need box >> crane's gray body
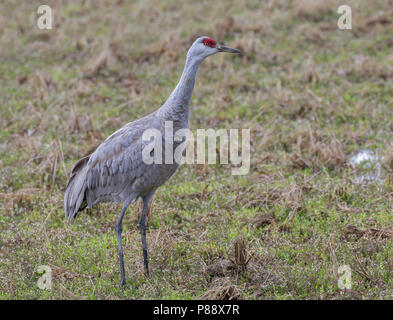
[63,36,240,286]
[65,111,179,219]
[64,47,200,221]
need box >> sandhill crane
[64,36,240,287]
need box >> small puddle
[348,149,381,184]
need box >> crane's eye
[202,38,216,48]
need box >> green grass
[1,0,393,299]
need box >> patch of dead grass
[200,277,243,300]
[288,126,347,171]
[343,225,393,241]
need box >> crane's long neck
[157,54,202,125]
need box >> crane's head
[187,36,240,61]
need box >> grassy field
[1,0,393,299]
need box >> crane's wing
[86,125,146,203]
[64,115,157,223]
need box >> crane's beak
[216,43,241,54]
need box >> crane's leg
[140,192,154,276]
[115,200,131,288]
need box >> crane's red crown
[202,38,216,48]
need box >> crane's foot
[120,278,126,288]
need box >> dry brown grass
[292,0,334,21]
[288,126,347,171]
[200,277,244,300]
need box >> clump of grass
[201,277,244,300]
[288,126,347,172]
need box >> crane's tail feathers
[64,156,90,224]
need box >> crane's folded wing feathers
[64,117,155,223]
